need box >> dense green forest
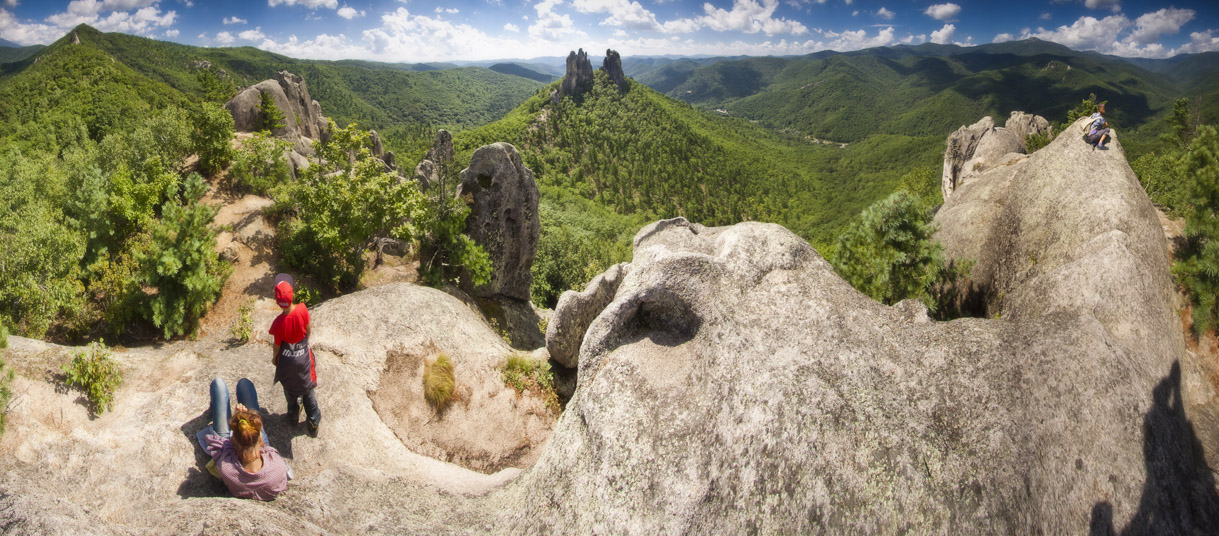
[449,71,942,305]
[57,25,544,137]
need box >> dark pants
[285,386,321,428]
[1085,128,1110,145]
[209,377,267,443]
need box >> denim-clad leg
[209,378,231,436]
[301,387,322,428]
[236,378,260,412]
[283,386,300,421]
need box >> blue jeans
[209,377,268,444]
[285,386,321,428]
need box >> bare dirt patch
[370,344,556,474]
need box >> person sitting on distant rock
[268,273,321,436]
[197,377,290,501]
[1085,103,1111,150]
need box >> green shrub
[422,353,455,411]
[1025,130,1054,153]
[501,353,559,412]
[230,299,254,343]
[897,164,942,208]
[1132,150,1187,212]
[193,101,234,176]
[832,191,969,315]
[197,68,237,104]
[257,92,285,133]
[294,284,321,307]
[0,325,12,436]
[229,131,290,195]
[137,173,230,338]
[1173,125,1219,335]
[62,339,122,415]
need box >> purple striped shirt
[204,435,289,501]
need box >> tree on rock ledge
[1174,125,1219,335]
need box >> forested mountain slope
[57,25,544,133]
[653,39,1190,147]
[451,71,942,305]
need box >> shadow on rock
[1092,361,1219,534]
[177,411,228,499]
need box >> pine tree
[1173,125,1219,335]
[137,173,230,338]
[257,91,286,133]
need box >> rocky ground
[1,112,1217,534]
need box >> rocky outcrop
[456,142,540,302]
[556,48,594,102]
[601,49,627,91]
[224,71,330,155]
[1005,110,1052,148]
[941,111,1050,201]
[413,130,455,191]
[517,119,1211,532]
[546,263,629,368]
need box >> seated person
[196,377,290,501]
[1085,103,1111,149]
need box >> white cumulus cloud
[238,27,265,40]
[223,16,247,25]
[1126,7,1193,46]
[433,7,458,14]
[164,28,178,37]
[876,7,894,21]
[923,3,960,21]
[993,32,1014,43]
[215,30,234,44]
[694,0,808,36]
[503,22,519,32]
[930,23,954,44]
[573,0,664,32]
[3,0,17,8]
[338,5,365,18]
[267,0,338,8]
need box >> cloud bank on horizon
[0,0,1216,62]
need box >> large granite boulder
[942,111,1049,201]
[601,48,627,91]
[224,71,330,155]
[456,142,540,302]
[546,263,629,368]
[557,48,594,102]
[1005,110,1052,149]
[508,117,1212,532]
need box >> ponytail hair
[229,409,263,452]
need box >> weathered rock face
[941,111,1049,201]
[224,71,330,155]
[413,129,455,191]
[546,263,629,368]
[1005,110,1052,148]
[557,48,594,101]
[601,48,627,91]
[456,142,540,302]
[515,118,1211,532]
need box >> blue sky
[1,0,1216,61]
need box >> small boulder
[224,71,330,155]
[1006,111,1052,150]
[456,142,540,302]
[547,263,630,368]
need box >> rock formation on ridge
[941,111,1051,201]
[224,71,330,156]
[456,142,540,303]
[555,48,594,103]
[601,49,627,91]
[413,129,455,192]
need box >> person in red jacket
[268,273,321,436]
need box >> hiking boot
[307,420,319,437]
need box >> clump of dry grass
[422,353,455,412]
